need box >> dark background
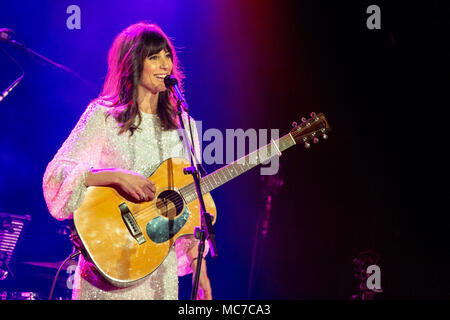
[0,0,449,299]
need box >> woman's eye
[148,53,171,61]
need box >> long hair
[99,22,184,135]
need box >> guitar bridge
[118,203,146,245]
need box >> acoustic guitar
[73,112,331,287]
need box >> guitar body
[73,157,217,287]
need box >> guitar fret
[220,168,227,181]
[224,168,231,180]
[218,170,225,184]
[279,135,294,152]
[186,185,194,203]
[216,170,223,185]
[226,167,234,180]
[202,177,210,193]
[211,174,219,189]
[258,145,267,163]
[208,177,214,192]
[222,169,229,182]
[222,168,229,182]
[223,167,229,180]
[231,165,239,178]
[228,166,234,179]
[208,176,214,191]
[224,167,232,180]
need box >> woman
[43,22,212,300]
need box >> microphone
[0,28,13,42]
[164,75,189,112]
[0,28,26,49]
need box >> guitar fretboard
[179,133,296,203]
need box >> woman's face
[139,49,173,94]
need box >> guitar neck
[180,133,296,203]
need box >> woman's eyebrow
[149,50,171,57]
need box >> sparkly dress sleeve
[43,102,106,221]
[175,114,210,277]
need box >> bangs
[142,31,172,58]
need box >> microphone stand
[173,98,218,300]
[0,28,92,101]
[0,35,24,103]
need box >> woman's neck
[137,88,159,114]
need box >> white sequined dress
[43,101,207,300]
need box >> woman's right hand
[114,169,156,202]
[85,168,156,202]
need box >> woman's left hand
[191,258,212,300]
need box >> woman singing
[43,22,212,300]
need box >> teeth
[155,75,167,79]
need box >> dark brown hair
[99,22,184,135]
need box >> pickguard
[146,205,190,243]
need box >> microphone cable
[48,250,81,300]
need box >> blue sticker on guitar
[146,206,190,243]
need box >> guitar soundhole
[155,190,184,219]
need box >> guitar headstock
[290,112,331,148]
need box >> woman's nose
[160,57,170,70]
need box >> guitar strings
[132,184,198,222]
[132,140,290,222]
[132,161,252,222]
[132,164,234,221]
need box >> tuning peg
[322,134,328,140]
[313,137,319,144]
[291,121,297,127]
[310,112,316,118]
[301,117,307,122]
[304,142,311,148]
